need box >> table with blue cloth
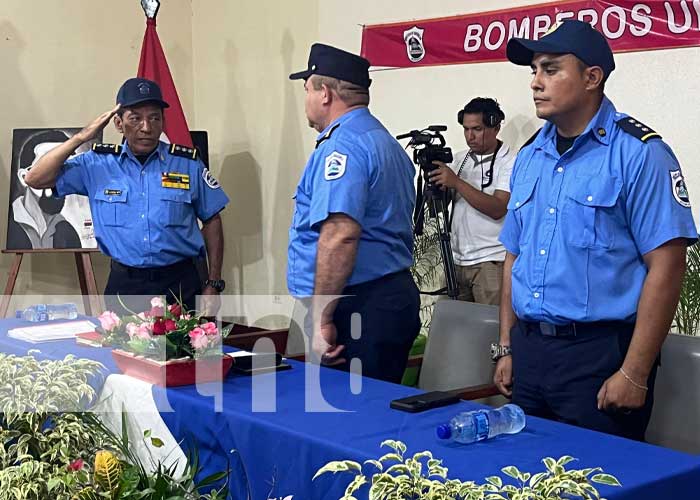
[0,317,698,500]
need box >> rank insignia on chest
[161,172,190,189]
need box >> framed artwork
[6,128,100,250]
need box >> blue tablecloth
[1,319,699,500]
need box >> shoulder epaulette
[616,116,662,142]
[519,128,542,151]
[169,143,199,160]
[92,143,122,154]
[315,123,341,149]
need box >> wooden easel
[0,249,103,318]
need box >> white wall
[319,0,700,223]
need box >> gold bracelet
[619,367,648,391]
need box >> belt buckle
[539,322,556,336]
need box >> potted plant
[97,297,234,387]
[314,440,620,500]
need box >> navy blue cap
[116,77,170,109]
[507,20,615,78]
[289,43,372,89]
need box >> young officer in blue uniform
[26,78,229,314]
[288,44,420,383]
[491,20,698,440]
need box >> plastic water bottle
[16,303,79,322]
[436,404,526,444]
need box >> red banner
[361,0,700,68]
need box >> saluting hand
[75,104,121,143]
[428,161,460,190]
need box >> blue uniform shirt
[500,97,697,324]
[287,107,415,297]
[55,141,229,267]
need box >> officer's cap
[116,77,170,109]
[289,43,372,89]
[506,20,615,78]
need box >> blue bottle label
[473,412,490,441]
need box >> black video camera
[397,125,453,196]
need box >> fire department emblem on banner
[403,26,425,63]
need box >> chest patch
[324,151,347,181]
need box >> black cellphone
[390,391,460,413]
[231,353,287,375]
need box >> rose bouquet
[97,297,231,361]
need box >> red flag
[137,17,192,147]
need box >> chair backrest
[419,300,498,391]
[646,333,700,453]
[285,299,308,356]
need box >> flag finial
[141,0,160,19]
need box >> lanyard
[456,141,502,191]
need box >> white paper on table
[8,320,97,343]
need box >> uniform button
[533,292,540,298]
[515,201,521,207]
[549,207,555,214]
[141,214,145,219]
[141,171,145,175]
[142,192,145,196]
[143,237,147,241]
[539,249,546,255]
[557,167,564,173]
[108,196,112,201]
[587,195,593,202]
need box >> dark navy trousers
[511,320,659,441]
[104,258,202,315]
[332,270,421,384]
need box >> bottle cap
[436,424,452,440]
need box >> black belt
[519,319,634,337]
[342,269,411,294]
[110,258,196,281]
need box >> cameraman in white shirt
[429,98,515,305]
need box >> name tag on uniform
[161,172,190,190]
[104,189,122,196]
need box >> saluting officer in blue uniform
[490,20,698,440]
[26,78,229,314]
[288,44,420,383]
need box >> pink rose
[201,322,218,336]
[126,322,138,339]
[98,311,121,332]
[164,319,177,332]
[136,323,152,340]
[151,297,165,309]
[137,312,148,321]
[189,327,209,350]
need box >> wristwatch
[204,279,226,293]
[490,343,512,363]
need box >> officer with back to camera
[287,43,421,383]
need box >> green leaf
[313,460,362,480]
[485,476,503,487]
[501,465,521,479]
[591,473,622,487]
[364,459,383,471]
[150,437,165,448]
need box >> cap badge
[137,83,151,95]
[543,21,563,38]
